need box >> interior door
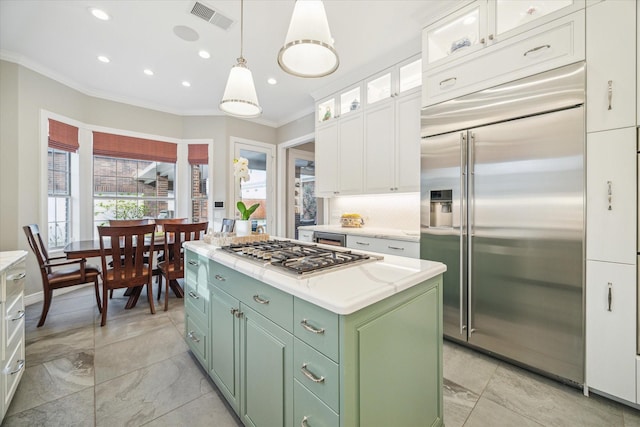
[420,130,467,341]
[468,107,585,383]
[233,141,275,234]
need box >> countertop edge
[0,250,28,274]
[298,225,420,242]
[184,241,445,315]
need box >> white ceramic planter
[235,220,251,237]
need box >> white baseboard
[24,283,93,306]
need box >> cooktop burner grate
[220,240,381,276]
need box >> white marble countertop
[184,240,445,315]
[0,251,28,274]
[297,224,420,243]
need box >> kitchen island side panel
[339,275,443,427]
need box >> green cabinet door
[241,305,293,427]
[210,286,241,412]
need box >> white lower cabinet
[345,235,419,258]
[0,252,27,423]
[586,260,637,403]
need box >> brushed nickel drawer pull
[356,241,370,246]
[11,310,25,321]
[9,360,25,375]
[12,273,26,281]
[607,80,613,110]
[188,291,200,300]
[188,260,198,266]
[439,77,457,87]
[187,331,200,343]
[524,44,550,56]
[253,295,270,305]
[388,246,405,251]
[301,363,325,383]
[214,274,226,282]
[300,319,325,335]
[607,282,612,312]
[301,416,310,427]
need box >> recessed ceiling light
[198,50,211,59]
[89,8,110,21]
[267,78,277,85]
[97,55,110,63]
[182,81,191,87]
[143,69,154,76]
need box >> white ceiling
[0,0,461,127]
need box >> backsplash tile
[328,193,420,231]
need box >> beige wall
[0,60,309,299]
[276,113,314,142]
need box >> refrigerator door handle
[468,132,476,336]
[460,132,467,335]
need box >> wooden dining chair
[97,223,157,326]
[154,218,189,232]
[157,221,208,311]
[108,219,151,226]
[23,224,102,327]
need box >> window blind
[188,144,209,165]
[48,119,79,153]
[93,132,177,163]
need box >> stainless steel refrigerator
[421,62,586,384]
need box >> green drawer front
[294,298,339,362]
[294,380,339,427]
[185,251,204,283]
[185,279,207,317]
[209,260,293,332]
[185,313,207,366]
[293,338,339,412]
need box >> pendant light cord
[239,0,244,60]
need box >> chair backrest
[23,224,49,273]
[109,219,150,226]
[221,218,235,232]
[154,218,189,232]
[97,224,157,288]
[162,222,208,276]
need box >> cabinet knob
[488,34,494,41]
[480,37,485,44]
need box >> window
[47,118,79,249]
[191,164,208,222]
[188,144,209,222]
[47,148,71,248]
[93,156,176,231]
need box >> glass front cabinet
[317,84,363,125]
[423,0,583,70]
[366,56,422,106]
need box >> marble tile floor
[4,285,640,427]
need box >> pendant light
[220,0,262,118]
[278,0,339,78]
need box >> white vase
[235,219,251,237]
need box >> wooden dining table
[63,235,184,309]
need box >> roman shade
[188,144,209,165]
[93,132,177,163]
[48,119,79,153]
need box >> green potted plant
[235,201,259,236]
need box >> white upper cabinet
[423,0,584,71]
[366,57,422,105]
[586,0,637,132]
[317,83,363,126]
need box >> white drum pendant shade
[220,59,262,118]
[278,0,339,78]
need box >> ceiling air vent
[190,2,234,31]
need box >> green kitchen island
[183,240,446,427]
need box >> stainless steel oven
[314,231,346,247]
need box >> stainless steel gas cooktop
[220,240,382,276]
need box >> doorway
[287,145,320,239]
[232,139,275,234]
